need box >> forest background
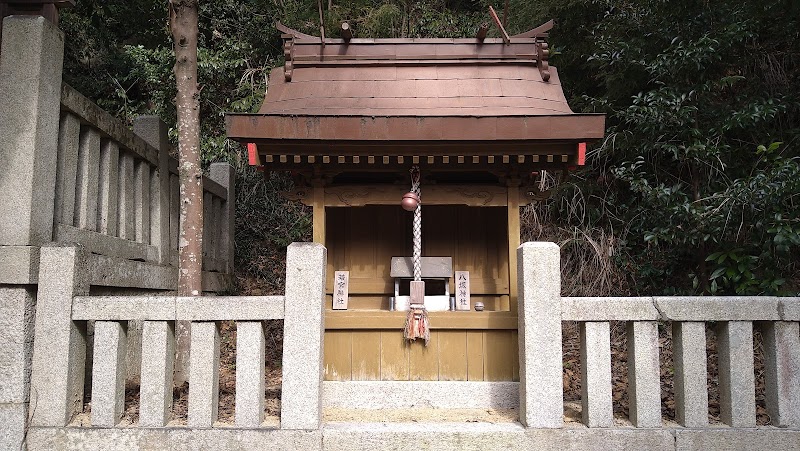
[59,0,800,297]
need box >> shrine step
[324,407,519,424]
[323,381,519,410]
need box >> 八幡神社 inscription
[455,271,470,311]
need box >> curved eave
[225,113,605,154]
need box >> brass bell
[401,192,419,211]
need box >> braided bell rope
[411,166,422,282]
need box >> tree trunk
[170,0,203,297]
[170,0,201,385]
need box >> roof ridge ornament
[276,21,316,40]
[283,37,294,81]
[488,6,510,45]
[512,19,555,39]
[536,40,551,82]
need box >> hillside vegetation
[60,0,800,296]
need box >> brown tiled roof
[226,30,604,156]
[262,64,574,117]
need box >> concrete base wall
[26,425,800,451]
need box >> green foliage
[511,0,800,295]
[61,0,280,163]
[235,166,311,294]
[58,0,800,295]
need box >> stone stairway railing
[0,16,234,289]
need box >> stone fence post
[29,244,89,427]
[0,15,64,246]
[518,242,563,428]
[209,162,235,274]
[133,116,171,265]
[281,242,326,430]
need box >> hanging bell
[401,192,420,211]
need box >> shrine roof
[225,24,605,157]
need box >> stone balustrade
[0,16,235,287]
[18,241,800,450]
[28,243,325,431]
[0,15,237,449]
[518,242,800,430]
[57,84,234,275]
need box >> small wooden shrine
[226,20,604,382]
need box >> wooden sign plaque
[455,271,470,311]
[333,270,349,310]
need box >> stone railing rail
[57,84,234,276]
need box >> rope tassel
[403,305,430,345]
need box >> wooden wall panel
[456,207,483,281]
[438,330,468,381]
[324,331,352,381]
[351,331,382,380]
[423,206,456,258]
[325,208,347,293]
[326,206,410,297]
[377,207,407,286]
[380,331,409,380]
[483,330,514,381]
[409,331,439,381]
[347,207,377,279]
[325,205,510,303]
[323,330,519,382]
[323,204,517,380]
[466,330,485,381]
